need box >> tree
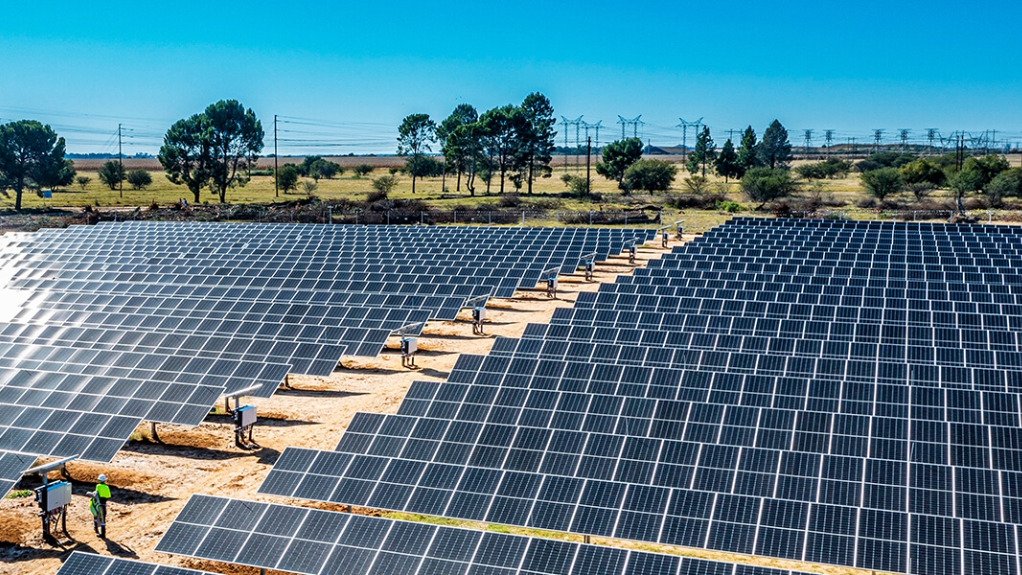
[860,167,904,200]
[203,100,264,203]
[457,121,486,196]
[518,92,557,194]
[714,139,741,182]
[353,163,375,178]
[622,159,677,193]
[948,167,985,214]
[899,158,946,187]
[158,114,209,203]
[0,120,72,210]
[595,138,643,189]
[437,104,478,192]
[299,156,342,180]
[741,167,798,207]
[687,126,716,176]
[962,155,1010,189]
[406,155,444,186]
[756,120,792,169]
[857,151,917,172]
[98,160,125,191]
[478,105,527,194]
[397,113,436,194]
[736,126,759,175]
[276,164,300,193]
[75,175,91,191]
[126,169,153,190]
[984,168,1022,207]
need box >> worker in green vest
[89,474,112,538]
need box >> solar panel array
[0,223,645,467]
[56,552,215,575]
[157,494,812,575]
[261,218,1022,575]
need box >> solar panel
[0,450,34,498]
[56,551,216,575]
[157,494,811,575]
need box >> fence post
[453,210,457,224]
[589,211,593,225]
[521,210,525,226]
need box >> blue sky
[2,0,1020,154]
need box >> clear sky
[2,0,1020,154]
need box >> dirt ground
[0,238,684,575]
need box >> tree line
[396,93,557,196]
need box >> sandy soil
[0,239,683,575]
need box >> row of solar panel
[150,495,812,575]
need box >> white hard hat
[98,474,107,483]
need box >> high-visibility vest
[96,483,111,500]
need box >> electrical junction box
[36,481,72,512]
[235,405,257,428]
[473,307,487,322]
[547,278,558,290]
[401,337,418,355]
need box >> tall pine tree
[757,119,793,169]
[686,126,716,176]
[714,138,741,182]
[736,126,759,174]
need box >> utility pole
[803,129,813,158]
[617,115,644,140]
[273,115,279,197]
[677,117,703,159]
[824,130,834,156]
[561,116,583,171]
[899,129,910,151]
[585,137,592,196]
[117,123,123,198]
[926,128,937,155]
[873,129,884,153]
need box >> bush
[561,175,590,197]
[796,158,852,179]
[984,168,1022,207]
[75,176,91,191]
[277,164,300,194]
[860,167,904,200]
[622,159,677,194]
[353,164,375,178]
[962,155,1010,189]
[126,169,153,190]
[855,151,917,172]
[741,167,799,206]
[371,174,399,199]
[716,200,744,213]
[302,180,318,198]
[683,176,711,195]
[97,161,125,190]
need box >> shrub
[561,174,590,197]
[371,174,399,199]
[796,158,852,179]
[97,161,125,190]
[716,200,744,213]
[302,180,318,198]
[984,168,1022,207]
[75,176,91,191]
[860,167,904,200]
[855,151,917,172]
[622,159,677,194]
[907,182,934,202]
[276,165,300,194]
[126,169,153,190]
[353,164,375,178]
[683,176,711,195]
[741,167,799,206]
